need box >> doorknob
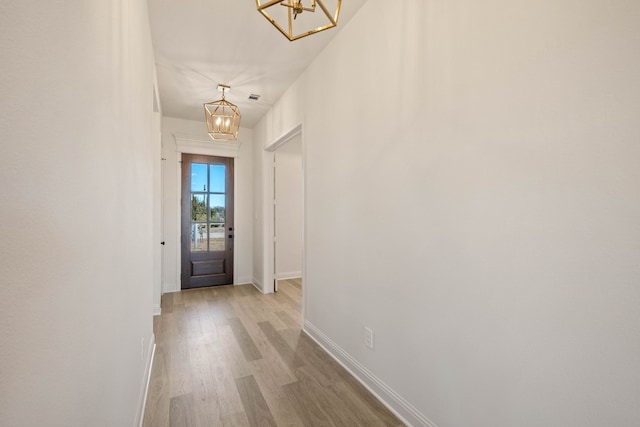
[160,241,165,246]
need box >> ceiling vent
[248,94,261,101]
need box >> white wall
[275,135,303,279]
[254,0,640,426]
[0,1,158,426]
[160,117,253,292]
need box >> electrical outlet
[365,327,374,349]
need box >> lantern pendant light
[204,84,241,141]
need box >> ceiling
[147,0,368,128]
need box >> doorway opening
[181,153,234,289]
[264,123,305,315]
[273,133,303,293]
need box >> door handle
[160,241,165,246]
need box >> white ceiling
[148,0,368,128]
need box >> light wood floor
[143,279,404,427]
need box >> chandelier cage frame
[256,0,342,41]
[203,86,241,141]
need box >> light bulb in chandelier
[285,0,313,19]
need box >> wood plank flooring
[143,279,404,427]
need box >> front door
[181,154,234,289]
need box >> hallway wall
[0,1,158,425]
[254,0,640,425]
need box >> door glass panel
[208,223,225,251]
[209,194,225,222]
[191,194,207,221]
[191,192,208,251]
[209,165,226,193]
[209,194,226,251]
[191,163,208,192]
[191,223,207,252]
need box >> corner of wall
[135,334,156,427]
[251,277,264,293]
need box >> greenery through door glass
[191,196,225,222]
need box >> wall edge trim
[136,334,156,427]
[174,132,242,158]
[265,123,302,152]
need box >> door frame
[264,123,306,317]
[174,133,242,290]
[181,153,234,289]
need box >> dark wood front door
[181,154,234,289]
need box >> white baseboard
[162,282,178,293]
[236,276,253,285]
[251,282,265,294]
[303,321,437,427]
[136,334,156,427]
[153,304,161,316]
[251,277,269,294]
[275,271,302,280]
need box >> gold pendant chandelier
[256,0,342,41]
[203,85,241,141]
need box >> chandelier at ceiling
[256,0,342,41]
[203,84,241,141]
